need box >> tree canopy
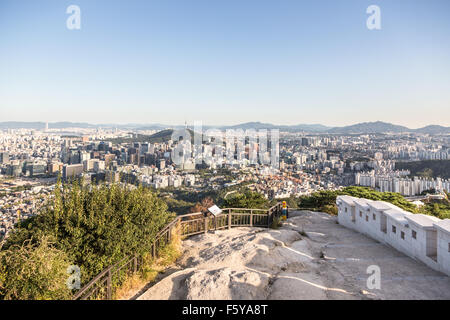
[1,180,173,299]
[297,186,450,219]
[222,190,269,209]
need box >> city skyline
[1,0,450,127]
[0,120,449,131]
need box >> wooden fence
[72,202,284,300]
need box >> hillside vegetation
[0,180,174,300]
[395,160,450,179]
[294,186,450,219]
[106,129,201,145]
[222,190,269,209]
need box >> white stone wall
[437,230,450,273]
[336,195,450,276]
[408,224,424,261]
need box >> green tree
[3,182,173,287]
[297,186,418,215]
[222,190,269,209]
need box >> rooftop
[368,200,397,211]
[383,208,411,225]
[354,198,372,208]
[433,219,450,234]
[337,195,356,205]
[405,214,441,229]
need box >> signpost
[208,205,222,232]
[207,205,222,216]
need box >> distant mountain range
[326,122,450,134]
[0,121,449,134]
[219,122,331,132]
[327,121,410,134]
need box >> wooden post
[204,216,208,234]
[228,209,232,230]
[106,268,112,300]
[152,242,156,258]
[250,209,253,227]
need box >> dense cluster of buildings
[0,182,53,239]
[280,133,449,197]
[356,171,450,196]
[1,126,449,241]
[388,147,450,161]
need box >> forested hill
[395,160,450,179]
[106,129,201,144]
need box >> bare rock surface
[137,211,450,300]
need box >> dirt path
[137,211,450,300]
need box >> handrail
[72,265,112,300]
[222,208,268,212]
[177,212,203,218]
[177,208,268,219]
[72,203,285,300]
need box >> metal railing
[72,202,285,300]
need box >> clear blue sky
[1,0,449,127]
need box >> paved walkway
[286,211,450,299]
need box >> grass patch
[270,216,283,229]
[114,224,182,300]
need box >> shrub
[270,216,282,229]
[298,186,418,214]
[223,190,269,209]
[322,204,338,216]
[114,223,182,300]
[0,236,72,300]
[3,180,174,290]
